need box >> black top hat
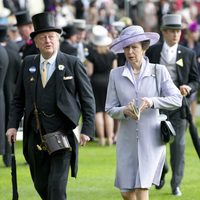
[0,25,8,42]
[62,25,77,39]
[30,12,62,39]
[15,11,32,26]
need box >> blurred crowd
[1,0,200,44]
[1,0,200,158]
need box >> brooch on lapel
[58,65,65,71]
[30,77,34,82]
[176,58,183,67]
[63,76,73,80]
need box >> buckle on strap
[36,143,47,151]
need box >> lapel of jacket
[29,55,40,103]
[55,52,71,98]
[155,44,163,63]
[176,45,184,85]
[122,66,133,82]
[148,43,162,63]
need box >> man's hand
[80,134,90,146]
[6,128,17,145]
[179,85,191,96]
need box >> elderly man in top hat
[146,14,199,196]
[15,10,39,58]
[6,12,95,200]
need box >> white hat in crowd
[91,25,112,46]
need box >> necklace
[133,70,140,75]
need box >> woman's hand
[139,97,153,113]
[123,101,140,120]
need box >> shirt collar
[40,51,58,65]
[127,57,146,77]
[163,42,178,52]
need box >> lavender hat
[110,25,160,53]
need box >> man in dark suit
[6,12,95,200]
[146,14,199,196]
[0,45,9,167]
[0,25,21,167]
[60,24,78,56]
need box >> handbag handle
[154,64,160,96]
[154,64,167,117]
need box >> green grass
[1,122,200,200]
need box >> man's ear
[33,37,39,48]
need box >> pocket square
[63,76,73,80]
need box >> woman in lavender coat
[105,25,182,200]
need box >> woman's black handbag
[160,120,176,144]
[154,64,176,144]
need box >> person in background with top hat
[7,25,24,50]
[15,10,39,59]
[105,25,182,200]
[0,25,20,52]
[146,14,199,196]
[0,25,21,167]
[6,12,95,200]
[14,10,39,144]
[60,24,78,56]
[73,19,91,64]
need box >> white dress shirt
[162,42,178,63]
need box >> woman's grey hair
[141,40,150,51]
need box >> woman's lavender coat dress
[105,57,182,189]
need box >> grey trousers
[170,114,187,189]
[163,109,187,189]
